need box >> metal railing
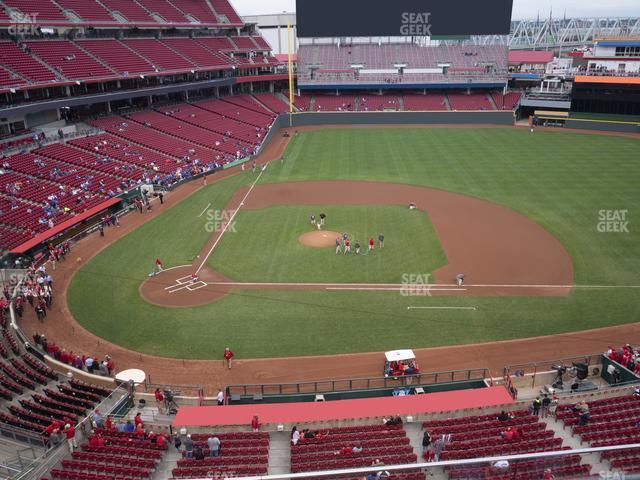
[226,368,489,398]
[504,353,601,382]
[139,382,204,399]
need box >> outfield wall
[565,118,640,133]
[273,110,515,128]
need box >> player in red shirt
[368,238,374,252]
[155,258,163,272]
[344,239,351,254]
[224,347,234,369]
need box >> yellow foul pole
[287,23,294,126]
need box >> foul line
[195,169,265,274]
[203,281,640,289]
[407,306,477,311]
[326,287,465,292]
[197,203,211,218]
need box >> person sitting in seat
[500,427,514,441]
[497,410,512,421]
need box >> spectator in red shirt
[134,412,143,428]
[155,388,165,413]
[105,416,112,430]
[223,347,234,369]
[251,415,261,432]
[64,424,77,451]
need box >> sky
[232,0,640,20]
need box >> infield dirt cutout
[299,230,341,248]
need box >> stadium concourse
[13,124,640,393]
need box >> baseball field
[67,126,640,360]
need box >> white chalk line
[325,287,465,292]
[197,203,211,218]
[201,281,640,289]
[407,306,477,311]
[195,169,265,274]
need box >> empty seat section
[25,40,114,80]
[75,39,154,75]
[99,0,154,22]
[135,0,188,23]
[160,38,231,69]
[253,93,290,113]
[209,0,242,23]
[0,67,26,89]
[447,93,494,110]
[402,94,448,111]
[232,36,257,50]
[313,95,355,111]
[358,95,401,111]
[122,39,194,71]
[3,0,66,21]
[252,36,271,50]
[55,0,114,22]
[0,41,58,83]
[177,0,220,23]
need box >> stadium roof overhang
[0,77,236,117]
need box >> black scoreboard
[296,0,514,38]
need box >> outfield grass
[208,205,447,283]
[68,127,640,359]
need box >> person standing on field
[223,347,234,369]
[309,214,316,225]
[344,238,351,254]
[378,233,385,249]
[319,213,326,226]
[335,237,342,254]
[369,237,375,252]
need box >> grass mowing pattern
[68,128,640,359]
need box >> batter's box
[186,281,207,291]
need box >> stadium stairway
[154,442,183,479]
[267,430,291,475]
[486,93,499,111]
[443,94,452,111]
[544,413,610,474]
[276,92,296,111]
[404,421,446,479]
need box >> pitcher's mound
[299,230,341,248]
